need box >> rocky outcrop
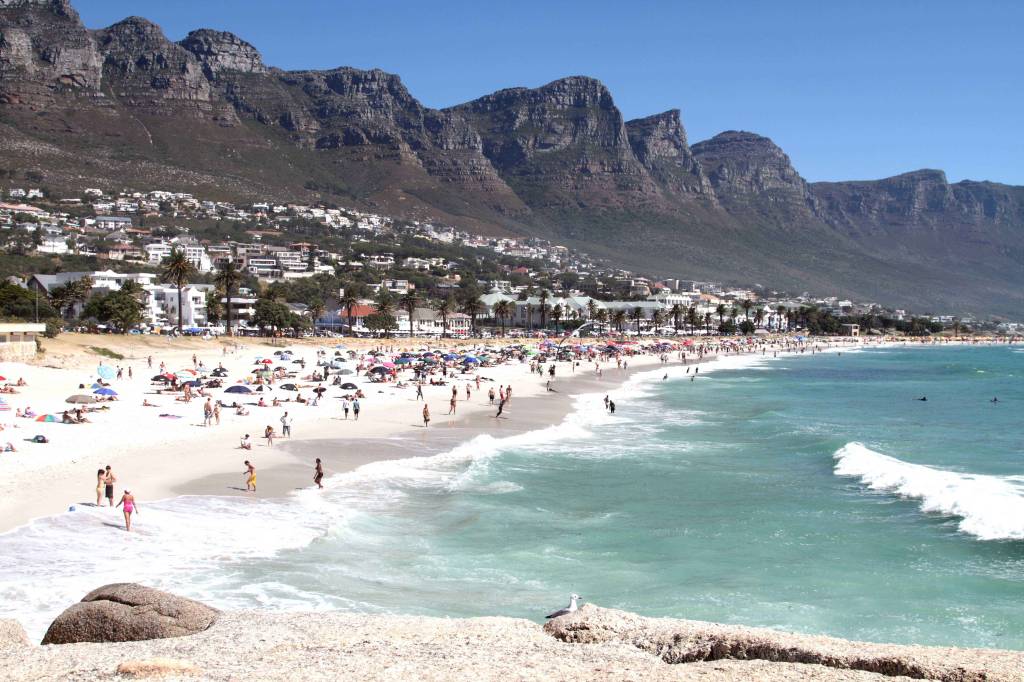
[0,618,29,648]
[178,29,266,78]
[626,110,714,198]
[3,606,1021,681]
[93,17,227,120]
[41,583,219,645]
[692,130,819,219]
[545,604,1021,681]
[0,0,102,103]
[449,77,660,208]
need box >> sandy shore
[0,333,681,533]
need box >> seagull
[546,593,581,619]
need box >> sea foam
[833,442,1024,541]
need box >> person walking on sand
[95,468,105,506]
[341,397,350,420]
[264,425,274,447]
[244,460,256,492]
[280,411,292,437]
[313,458,324,489]
[416,383,424,401]
[423,404,431,428]
[103,466,116,507]
[352,398,360,420]
[116,490,137,531]
[213,403,221,426]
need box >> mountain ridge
[0,0,1021,315]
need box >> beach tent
[224,385,253,394]
[93,388,118,396]
[65,395,97,404]
[35,414,59,422]
[96,366,116,380]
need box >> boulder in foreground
[41,583,218,645]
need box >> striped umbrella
[0,398,10,411]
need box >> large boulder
[41,583,218,645]
[0,619,29,647]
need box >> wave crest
[833,442,1024,541]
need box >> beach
[3,332,1018,652]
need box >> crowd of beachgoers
[0,331,1015,533]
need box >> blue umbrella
[97,366,116,380]
[224,385,253,394]
[395,357,413,364]
[93,387,118,396]
[442,353,459,360]
[462,357,480,364]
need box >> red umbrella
[262,359,274,364]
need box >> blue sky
[76,1,1023,184]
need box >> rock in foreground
[41,583,218,645]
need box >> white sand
[0,334,677,533]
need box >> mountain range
[1,0,1021,316]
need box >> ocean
[2,344,1022,648]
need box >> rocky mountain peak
[179,29,266,77]
[625,110,713,198]
[0,0,73,16]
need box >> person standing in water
[103,466,116,507]
[95,469,105,506]
[244,460,256,492]
[116,490,137,532]
[313,458,324,489]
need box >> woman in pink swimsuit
[117,490,138,532]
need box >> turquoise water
[3,345,1023,647]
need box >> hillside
[0,0,1021,315]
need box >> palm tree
[776,305,787,332]
[586,299,598,321]
[686,306,699,334]
[595,308,609,332]
[551,303,563,333]
[460,297,482,336]
[375,289,396,338]
[339,291,359,337]
[669,303,683,333]
[160,248,195,333]
[213,261,242,336]
[494,300,513,337]
[308,298,326,334]
[754,308,765,329]
[952,317,961,338]
[610,309,627,333]
[399,291,419,337]
[703,311,713,335]
[524,302,533,331]
[741,298,753,321]
[730,306,739,323]
[538,290,550,329]
[716,303,726,327]
[632,306,644,335]
[652,309,665,332]
[434,296,454,338]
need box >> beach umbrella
[0,375,6,381]
[0,398,10,411]
[261,359,274,364]
[313,387,327,395]
[181,380,201,388]
[93,388,118,396]
[395,357,413,365]
[340,382,358,390]
[369,366,389,374]
[96,366,116,380]
[280,383,298,391]
[35,414,59,422]
[442,353,459,360]
[255,385,273,392]
[381,362,396,369]
[462,357,480,364]
[224,385,252,394]
[337,368,355,375]
[150,374,171,382]
[65,395,97,404]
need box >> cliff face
[0,0,1021,315]
[449,77,661,209]
[0,0,101,103]
[625,110,713,199]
